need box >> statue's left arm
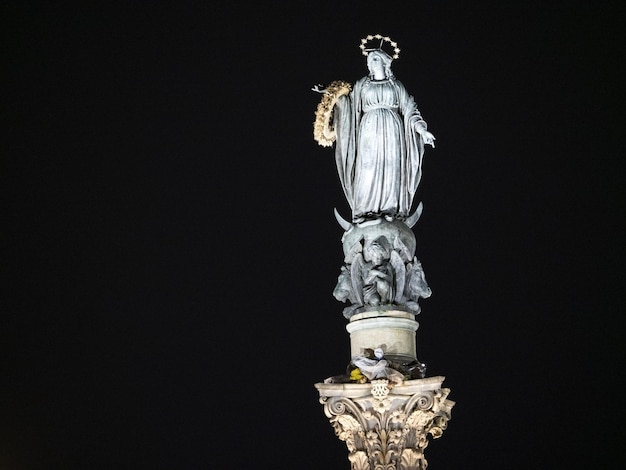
[397,80,436,148]
[396,80,434,211]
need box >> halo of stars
[359,34,401,59]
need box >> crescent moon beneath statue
[335,204,423,230]
[405,202,424,228]
[334,207,352,231]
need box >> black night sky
[3,2,625,468]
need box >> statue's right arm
[311,84,327,93]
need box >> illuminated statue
[314,35,434,317]
[313,34,435,223]
[313,39,453,469]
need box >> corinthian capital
[315,376,454,470]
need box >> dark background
[3,2,625,468]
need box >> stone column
[315,377,454,470]
[311,36,452,468]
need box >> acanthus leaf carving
[316,379,453,469]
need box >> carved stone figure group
[332,219,431,318]
[314,35,435,317]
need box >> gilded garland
[313,80,352,147]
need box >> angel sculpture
[333,229,432,318]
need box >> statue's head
[367,50,394,79]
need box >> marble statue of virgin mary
[314,39,435,224]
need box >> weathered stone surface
[332,218,432,318]
[346,310,419,363]
[315,377,454,470]
[313,36,452,469]
[314,34,435,319]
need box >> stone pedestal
[347,309,419,363]
[315,377,454,470]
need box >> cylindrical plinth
[346,309,418,362]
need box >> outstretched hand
[421,130,436,148]
[311,84,326,93]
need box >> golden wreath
[313,80,352,147]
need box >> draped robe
[334,77,426,221]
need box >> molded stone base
[346,309,418,362]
